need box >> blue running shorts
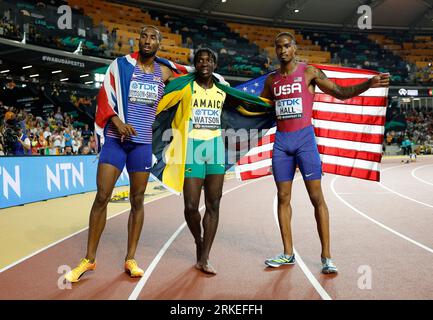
[272,125,322,182]
[99,137,152,173]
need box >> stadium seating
[369,34,433,83]
[150,12,268,76]
[301,29,411,83]
[227,22,331,65]
[0,0,429,82]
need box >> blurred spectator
[4,110,15,123]
[81,123,93,145]
[111,27,118,42]
[88,135,97,154]
[185,37,194,49]
[51,130,62,154]
[401,136,413,155]
[13,127,31,155]
[72,135,82,154]
[128,37,134,53]
[43,126,52,140]
[30,132,39,155]
[63,127,72,149]
[54,107,63,125]
[63,146,73,155]
[80,145,91,155]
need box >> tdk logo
[131,81,157,92]
[274,83,302,97]
[195,109,220,116]
[276,98,301,107]
[276,98,303,118]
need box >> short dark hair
[193,48,217,66]
[274,32,296,45]
[140,25,162,42]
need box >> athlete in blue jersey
[66,26,175,282]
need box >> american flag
[234,64,389,182]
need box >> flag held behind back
[234,64,388,182]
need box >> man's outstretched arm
[306,66,390,101]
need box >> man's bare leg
[86,163,122,263]
[276,180,294,256]
[196,174,224,275]
[125,171,150,261]
[304,179,331,259]
[183,178,205,264]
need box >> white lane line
[337,192,392,195]
[0,193,173,274]
[411,164,433,187]
[128,178,268,300]
[331,176,433,255]
[380,164,407,173]
[379,165,433,210]
[272,191,332,301]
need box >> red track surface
[1,157,432,300]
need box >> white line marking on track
[411,164,433,187]
[128,221,187,300]
[272,190,332,301]
[381,164,407,172]
[331,176,433,255]
[128,178,268,300]
[0,194,173,274]
[337,192,392,195]
[379,165,433,209]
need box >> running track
[0,156,432,300]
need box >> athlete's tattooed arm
[306,65,390,100]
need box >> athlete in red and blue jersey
[260,32,389,273]
[66,26,175,283]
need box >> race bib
[128,81,159,105]
[275,98,303,120]
[191,108,221,130]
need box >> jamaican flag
[151,73,275,194]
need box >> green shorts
[185,136,226,179]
